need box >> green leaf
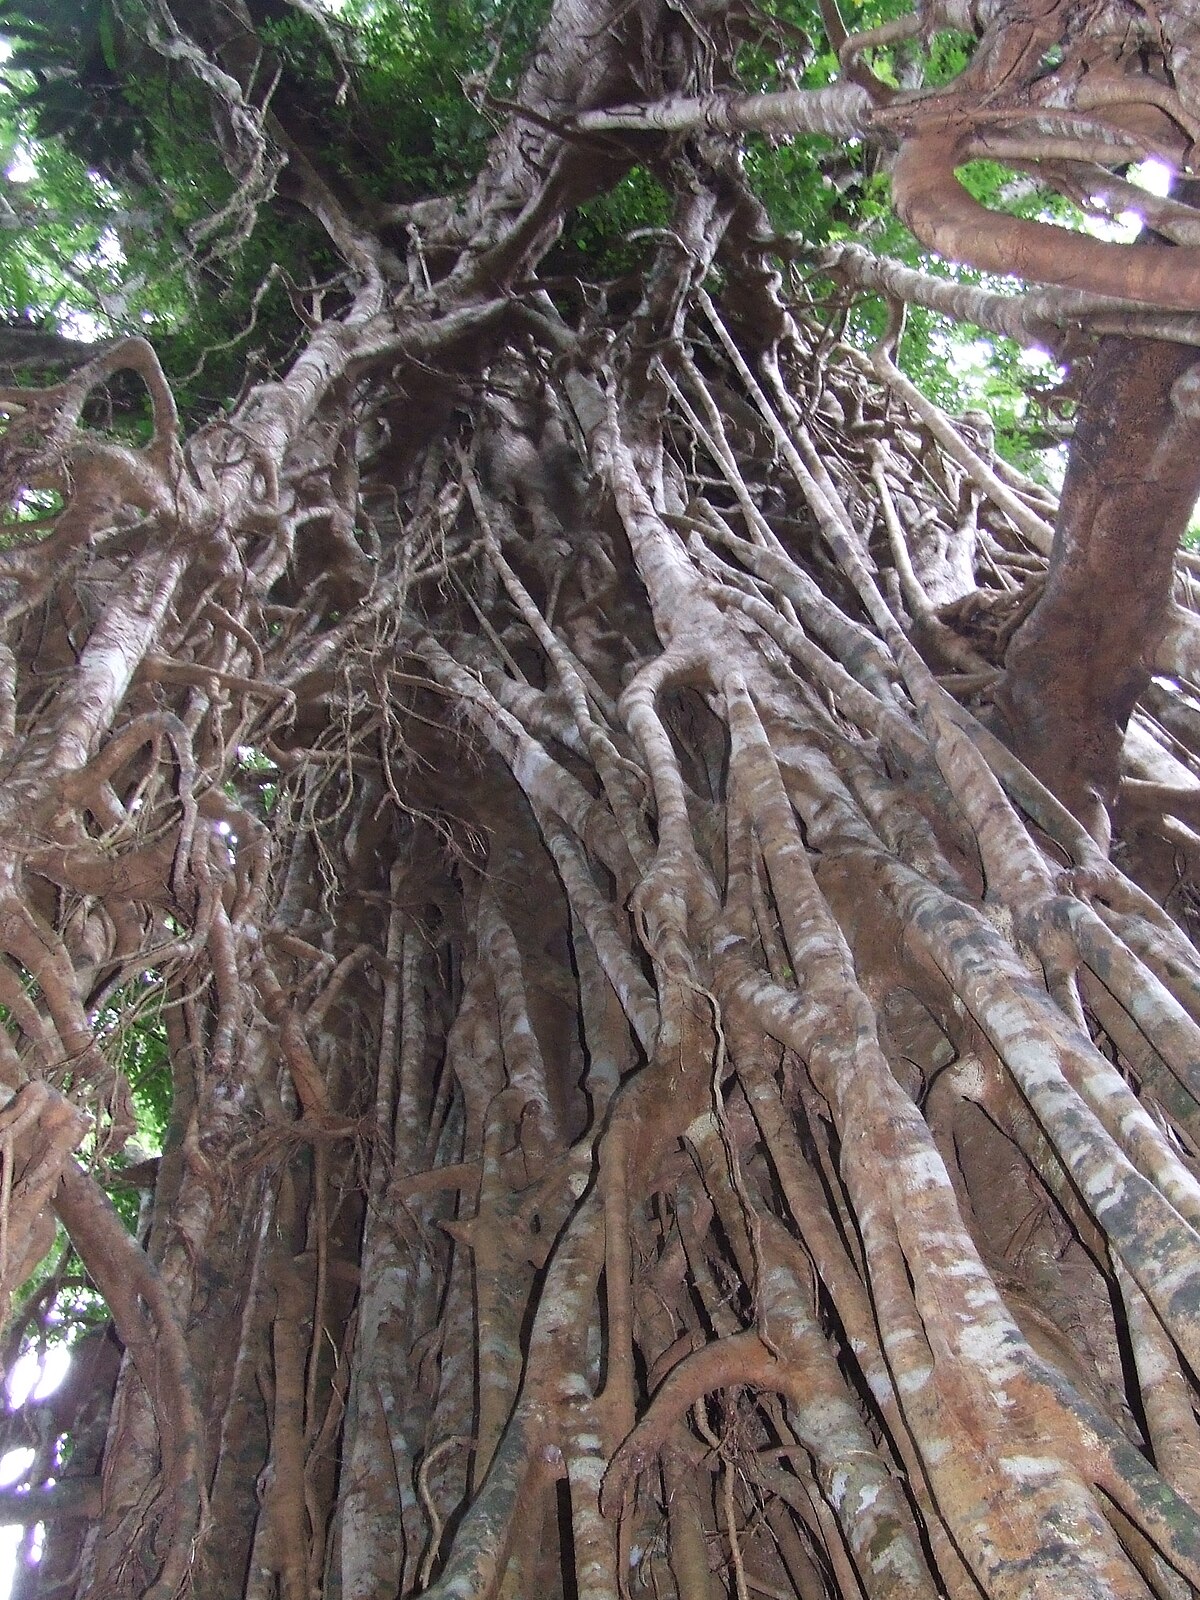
[97,1,119,72]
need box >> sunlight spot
[1041,444,1068,492]
[1085,158,1175,242]
[0,1347,72,1597]
[0,1526,22,1600]
[7,1344,67,1411]
[32,1347,69,1405]
[4,148,35,186]
[946,337,995,381]
[1017,346,1063,379]
[94,227,124,266]
[1129,158,1173,197]
[1084,205,1142,244]
[0,1452,32,1491]
[58,310,105,344]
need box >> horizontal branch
[818,240,1200,348]
[574,82,875,141]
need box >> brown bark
[993,335,1200,842]
[891,134,1200,313]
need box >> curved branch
[891,132,1200,312]
[601,1331,774,1517]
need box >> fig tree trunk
[3,2,1200,1599]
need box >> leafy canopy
[0,0,1084,468]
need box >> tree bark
[2,3,1200,1600]
[993,334,1200,842]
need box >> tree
[1,0,1200,1596]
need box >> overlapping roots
[7,233,1200,1600]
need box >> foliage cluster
[0,0,1085,468]
[0,0,547,422]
